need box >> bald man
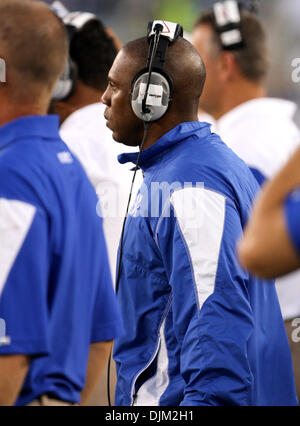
[102,35,298,406]
[0,0,123,406]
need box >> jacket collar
[0,115,60,149]
[118,121,211,171]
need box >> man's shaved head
[0,0,68,104]
[123,37,206,115]
[102,35,206,147]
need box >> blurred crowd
[44,0,300,126]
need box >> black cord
[142,26,162,115]
[107,121,150,406]
[115,121,150,294]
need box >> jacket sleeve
[155,187,255,406]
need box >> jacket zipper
[129,295,173,406]
[130,336,162,406]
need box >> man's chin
[114,134,141,147]
[115,137,140,147]
[106,123,142,147]
[105,123,122,144]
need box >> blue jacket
[114,121,298,406]
[0,115,123,405]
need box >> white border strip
[170,187,226,310]
[0,199,36,297]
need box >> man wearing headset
[102,21,297,406]
[0,0,123,406]
[192,2,300,399]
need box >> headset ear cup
[52,58,78,101]
[130,71,148,121]
[130,69,173,122]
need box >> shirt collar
[0,115,60,149]
[118,121,211,171]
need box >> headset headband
[51,1,69,19]
[63,11,98,30]
[133,20,182,120]
[146,20,183,68]
[213,0,244,50]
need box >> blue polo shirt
[0,115,123,406]
[285,188,300,256]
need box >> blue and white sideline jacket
[114,121,298,406]
[0,115,123,406]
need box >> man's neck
[65,81,102,113]
[0,103,48,128]
[207,80,266,121]
[54,81,103,125]
[141,113,198,151]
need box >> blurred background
[44,0,300,125]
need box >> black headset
[212,0,244,50]
[212,0,260,51]
[130,20,183,123]
[52,11,99,101]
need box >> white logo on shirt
[0,318,10,347]
[57,152,73,164]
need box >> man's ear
[218,51,237,83]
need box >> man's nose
[101,88,110,106]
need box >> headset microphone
[141,23,163,116]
